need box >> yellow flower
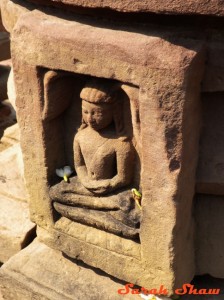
[56,166,73,182]
[131,188,142,210]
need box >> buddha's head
[79,79,124,134]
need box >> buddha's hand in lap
[80,178,111,195]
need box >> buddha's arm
[109,141,133,190]
[74,138,133,194]
[74,139,110,194]
[86,142,133,193]
[74,139,88,179]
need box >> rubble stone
[0,142,28,200]
[0,0,31,33]
[0,239,138,300]
[0,194,35,262]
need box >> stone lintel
[2,0,224,93]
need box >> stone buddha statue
[50,79,141,239]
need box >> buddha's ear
[42,70,75,121]
[78,117,87,131]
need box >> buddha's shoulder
[113,137,132,148]
[74,128,88,141]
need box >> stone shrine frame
[12,10,205,293]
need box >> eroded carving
[50,78,141,239]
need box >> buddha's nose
[87,114,94,123]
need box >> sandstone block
[0,239,138,300]
[2,0,224,95]
[11,9,205,293]
[0,194,35,262]
[0,123,19,148]
[0,86,32,288]
[25,0,224,16]
[0,142,28,201]
[0,0,32,33]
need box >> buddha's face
[82,100,113,131]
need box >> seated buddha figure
[50,79,141,239]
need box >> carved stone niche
[46,73,142,240]
[12,10,205,293]
[37,69,142,241]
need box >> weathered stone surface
[0,0,32,33]
[0,194,35,262]
[0,142,28,201]
[0,239,138,300]
[0,123,19,147]
[0,90,17,146]
[0,59,17,115]
[37,225,153,293]
[0,81,33,277]
[54,217,141,259]
[11,9,205,292]
[25,0,224,17]
[196,93,224,195]
[195,194,224,279]
[2,0,224,94]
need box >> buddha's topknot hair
[80,78,120,103]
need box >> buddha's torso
[74,127,118,180]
